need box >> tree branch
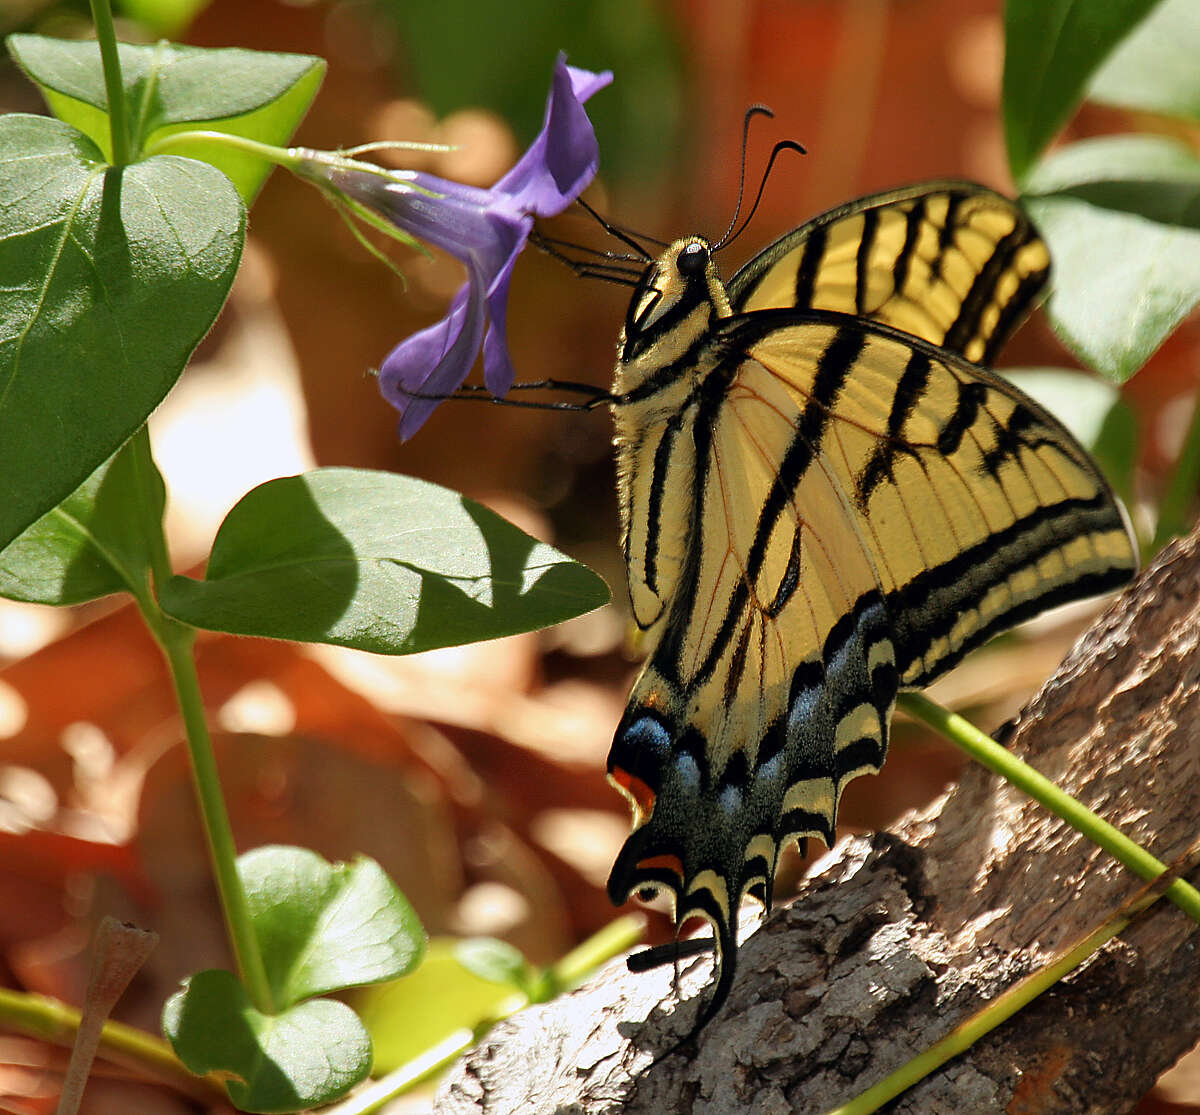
[437,525,1200,1114]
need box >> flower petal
[379,273,488,440]
[496,54,613,217]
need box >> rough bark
[436,526,1200,1114]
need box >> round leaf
[162,969,371,1113]
[0,115,243,551]
[157,467,611,653]
[238,845,426,1007]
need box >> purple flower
[311,55,611,439]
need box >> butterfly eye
[676,242,708,277]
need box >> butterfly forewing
[727,183,1051,366]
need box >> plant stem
[123,428,273,1012]
[0,987,225,1104]
[897,691,1200,923]
[87,0,129,166]
[1153,388,1200,553]
[157,621,275,1013]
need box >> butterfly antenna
[712,136,808,253]
[712,104,775,249]
[575,197,655,261]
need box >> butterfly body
[604,183,1138,1038]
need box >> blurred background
[1,1,1198,1111]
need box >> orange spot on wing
[611,766,657,818]
[636,853,684,878]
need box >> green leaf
[355,939,516,1075]
[0,432,165,605]
[1001,368,1138,506]
[158,468,611,653]
[162,969,371,1113]
[1003,0,1164,182]
[239,846,425,1008]
[1022,135,1200,380]
[6,36,324,203]
[1089,0,1200,121]
[0,115,242,552]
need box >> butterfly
[600,181,1138,1041]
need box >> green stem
[0,988,225,1104]
[1153,388,1200,553]
[157,621,275,1013]
[88,0,129,166]
[898,692,1200,923]
[122,429,273,1012]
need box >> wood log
[436,525,1200,1114]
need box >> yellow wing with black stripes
[605,184,1137,1041]
[726,181,1051,364]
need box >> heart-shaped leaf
[0,433,165,605]
[158,467,610,653]
[1022,135,1200,380]
[0,114,242,551]
[239,846,425,1008]
[7,36,324,203]
[162,969,371,1113]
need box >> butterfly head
[620,237,731,368]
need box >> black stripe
[890,495,1131,683]
[643,413,689,594]
[723,616,754,707]
[855,208,880,315]
[980,400,1037,476]
[777,807,835,847]
[684,581,749,690]
[981,265,1049,365]
[746,326,866,583]
[936,193,962,259]
[858,349,932,504]
[891,196,927,297]
[794,224,827,307]
[834,736,887,780]
[765,527,803,618]
[653,351,740,684]
[942,225,1026,355]
[936,380,988,455]
[717,750,750,793]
